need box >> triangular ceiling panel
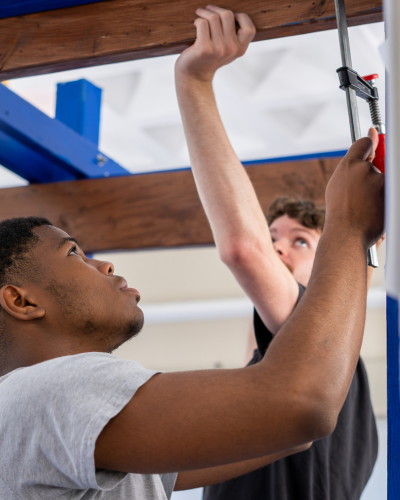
[95,73,141,116]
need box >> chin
[109,309,145,353]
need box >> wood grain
[0,158,339,253]
[0,0,382,80]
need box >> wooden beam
[0,158,338,253]
[0,0,382,80]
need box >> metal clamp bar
[334,0,379,268]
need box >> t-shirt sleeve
[253,282,306,356]
[1,352,159,496]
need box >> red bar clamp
[362,74,385,174]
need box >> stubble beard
[46,278,145,353]
[108,309,145,353]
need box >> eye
[295,238,308,248]
[69,245,79,256]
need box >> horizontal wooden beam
[0,157,339,253]
[0,0,382,80]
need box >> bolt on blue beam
[0,83,130,183]
[56,80,101,146]
[0,1,108,20]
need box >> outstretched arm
[95,135,384,475]
[175,6,298,333]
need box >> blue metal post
[56,79,103,259]
[387,296,400,499]
[56,79,102,146]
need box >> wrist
[175,70,216,108]
[323,219,368,251]
[319,224,368,268]
[175,63,215,87]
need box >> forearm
[176,74,271,257]
[176,74,298,330]
[261,229,368,429]
[174,443,311,490]
[95,234,370,474]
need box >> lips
[119,279,141,302]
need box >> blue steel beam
[56,79,101,146]
[0,1,107,20]
[0,83,129,183]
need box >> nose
[273,240,288,257]
[98,261,114,276]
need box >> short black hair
[0,216,52,288]
[0,217,52,354]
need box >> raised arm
[175,6,299,333]
[95,116,384,480]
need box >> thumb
[343,136,375,164]
[366,127,379,162]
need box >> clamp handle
[373,133,386,174]
[361,74,385,174]
[362,73,379,82]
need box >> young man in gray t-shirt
[0,6,384,500]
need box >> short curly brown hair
[267,197,325,231]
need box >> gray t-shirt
[0,352,178,499]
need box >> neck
[0,327,103,377]
[0,343,76,377]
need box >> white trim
[141,288,386,325]
[141,297,253,325]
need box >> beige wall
[97,240,387,417]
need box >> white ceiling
[2,21,385,188]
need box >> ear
[0,285,45,321]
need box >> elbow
[285,372,347,443]
[308,404,339,440]
[220,239,261,271]
[295,395,340,443]
[294,441,313,454]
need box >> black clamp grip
[336,67,379,103]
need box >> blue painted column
[387,296,400,499]
[56,79,103,260]
[56,79,102,146]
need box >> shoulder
[0,353,157,414]
[0,353,160,492]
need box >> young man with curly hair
[205,197,380,500]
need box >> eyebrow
[57,237,80,250]
[269,227,314,236]
[288,227,313,234]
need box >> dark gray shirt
[204,284,378,500]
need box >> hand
[175,5,256,82]
[325,131,385,249]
